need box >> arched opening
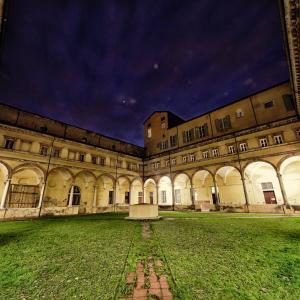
[68,186,81,205]
[73,171,96,207]
[116,176,130,205]
[96,175,115,206]
[0,162,9,203]
[131,179,143,205]
[244,161,283,205]
[173,173,192,206]
[158,176,172,206]
[280,156,300,205]
[44,168,73,207]
[192,170,216,207]
[144,178,157,204]
[215,166,246,206]
[9,166,44,208]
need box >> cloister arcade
[1,156,300,217]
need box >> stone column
[276,171,289,206]
[190,184,195,206]
[37,182,45,209]
[68,185,74,207]
[93,185,98,208]
[0,178,11,209]
[156,185,159,205]
[241,175,250,206]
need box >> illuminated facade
[0,0,300,218]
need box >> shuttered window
[215,115,231,132]
[282,94,295,111]
[195,123,209,139]
[183,129,194,143]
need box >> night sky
[0,0,289,146]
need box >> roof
[143,111,185,125]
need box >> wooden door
[263,191,277,204]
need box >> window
[161,140,168,150]
[138,192,143,203]
[117,160,122,168]
[274,135,284,145]
[161,190,167,203]
[239,143,248,152]
[161,117,166,129]
[53,148,60,158]
[132,164,137,171]
[195,123,208,139]
[296,129,300,139]
[147,124,152,138]
[236,109,244,118]
[40,126,48,133]
[170,135,178,147]
[100,157,105,166]
[109,191,114,204]
[259,138,268,148]
[228,145,236,154]
[183,129,194,143]
[282,94,295,111]
[203,151,209,159]
[182,156,188,164]
[4,138,14,149]
[40,146,48,156]
[190,154,195,162]
[154,162,160,170]
[171,158,176,166]
[261,182,274,190]
[68,186,81,205]
[215,115,231,132]
[149,192,154,204]
[92,155,97,164]
[165,160,170,167]
[174,189,181,204]
[212,148,220,157]
[79,153,85,162]
[125,191,130,204]
[264,101,274,109]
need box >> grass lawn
[1,212,300,299]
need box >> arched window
[68,186,81,205]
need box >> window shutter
[282,94,295,111]
[195,127,200,139]
[215,119,222,132]
[190,128,194,141]
[224,115,231,129]
[182,131,186,143]
[203,123,209,137]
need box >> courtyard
[1,212,299,299]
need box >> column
[156,185,159,205]
[241,175,249,206]
[37,182,45,209]
[213,177,220,206]
[0,179,11,209]
[276,171,289,206]
[68,185,74,207]
[171,181,175,210]
[93,185,98,208]
[190,184,195,206]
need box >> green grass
[0,213,136,299]
[1,212,300,299]
[154,212,300,299]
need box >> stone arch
[278,155,300,205]
[116,176,131,205]
[0,161,11,207]
[192,169,216,206]
[144,178,157,204]
[172,171,192,184]
[9,164,45,208]
[215,166,246,206]
[44,167,74,207]
[74,170,97,182]
[96,174,115,207]
[158,175,172,206]
[244,161,283,205]
[131,178,143,205]
[173,173,192,206]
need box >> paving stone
[150,281,160,289]
[161,288,173,297]
[155,260,163,268]
[149,288,162,298]
[133,288,147,297]
[127,272,136,284]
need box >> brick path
[119,257,173,300]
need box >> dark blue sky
[0,0,289,146]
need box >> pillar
[276,171,289,206]
[93,185,98,208]
[37,182,45,209]
[0,178,11,209]
[241,175,250,206]
[156,184,159,205]
[190,184,195,206]
[68,185,74,207]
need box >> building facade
[0,0,300,218]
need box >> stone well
[126,203,161,220]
